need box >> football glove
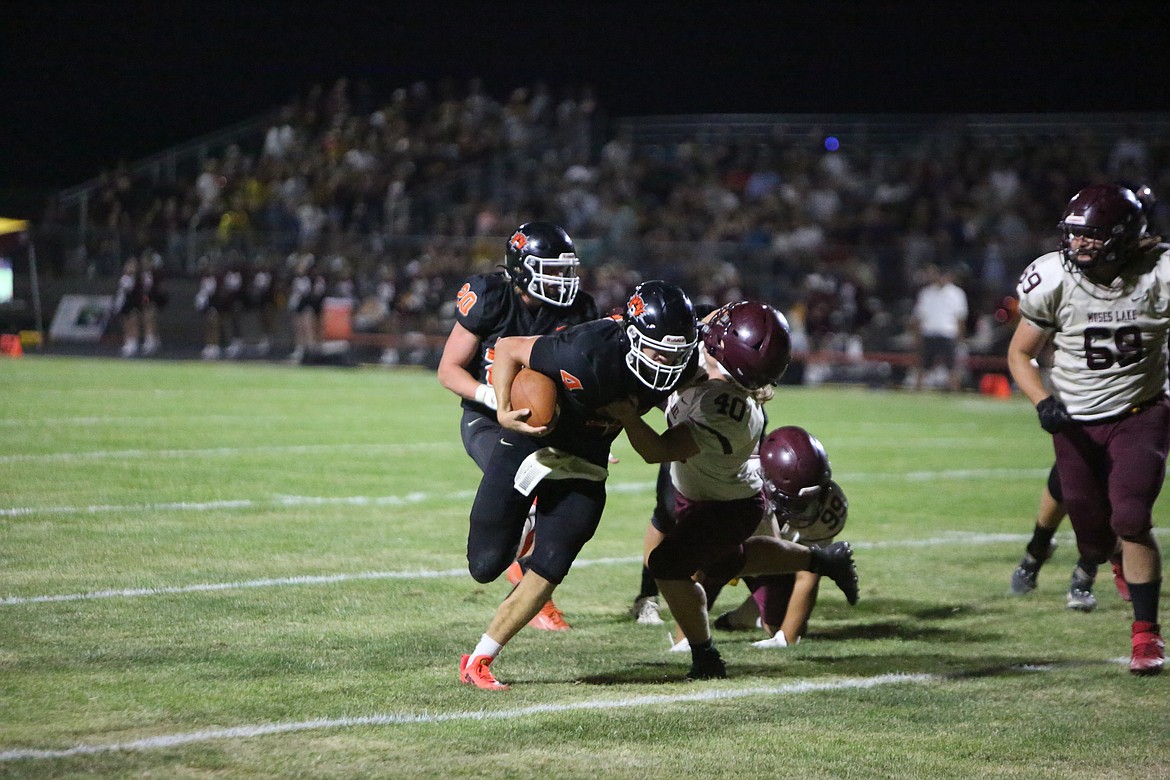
[1036,395,1072,434]
[474,383,498,410]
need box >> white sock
[471,634,503,662]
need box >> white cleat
[632,596,665,625]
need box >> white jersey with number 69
[1016,248,1170,420]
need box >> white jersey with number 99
[777,479,848,546]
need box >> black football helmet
[759,426,832,525]
[702,301,792,390]
[1059,184,1146,271]
[623,280,698,390]
[504,221,580,306]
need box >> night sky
[1,1,1168,216]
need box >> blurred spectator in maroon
[286,251,327,363]
[112,253,165,357]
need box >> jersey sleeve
[454,274,508,337]
[1015,252,1064,331]
[530,322,601,397]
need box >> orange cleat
[460,654,509,690]
[528,600,571,631]
[505,561,524,586]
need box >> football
[510,368,559,429]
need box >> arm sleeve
[455,276,507,337]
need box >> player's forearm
[436,362,483,401]
[1006,320,1051,406]
[1006,348,1048,405]
[621,416,673,463]
[780,571,819,642]
[491,336,534,413]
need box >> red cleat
[505,561,524,586]
[1130,622,1164,677]
[460,654,509,690]
[1110,555,1131,602]
[529,600,571,631]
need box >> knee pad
[525,557,568,587]
[1047,463,1063,504]
[467,549,511,584]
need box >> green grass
[1,356,1167,779]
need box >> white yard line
[0,555,642,605]
[0,441,453,465]
[0,468,1048,518]
[0,672,944,761]
[0,533,1064,607]
[0,414,289,427]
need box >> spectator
[112,255,164,357]
[285,251,326,363]
[909,264,968,391]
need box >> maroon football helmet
[702,301,792,390]
[1059,184,1146,271]
[759,426,831,515]
[1135,184,1160,234]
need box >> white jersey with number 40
[1016,248,1170,420]
[666,378,766,502]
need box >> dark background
[2,1,1168,217]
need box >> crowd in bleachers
[43,77,1170,377]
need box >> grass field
[2,356,1167,779]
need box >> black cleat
[1010,540,1056,595]
[812,541,860,605]
[1066,565,1098,612]
[686,646,728,680]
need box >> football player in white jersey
[708,426,850,649]
[1007,183,1167,676]
[604,301,858,679]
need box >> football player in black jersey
[458,280,699,689]
[438,222,599,631]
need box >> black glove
[1036,395,1072,434]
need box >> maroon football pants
[1053,397,1170,562]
